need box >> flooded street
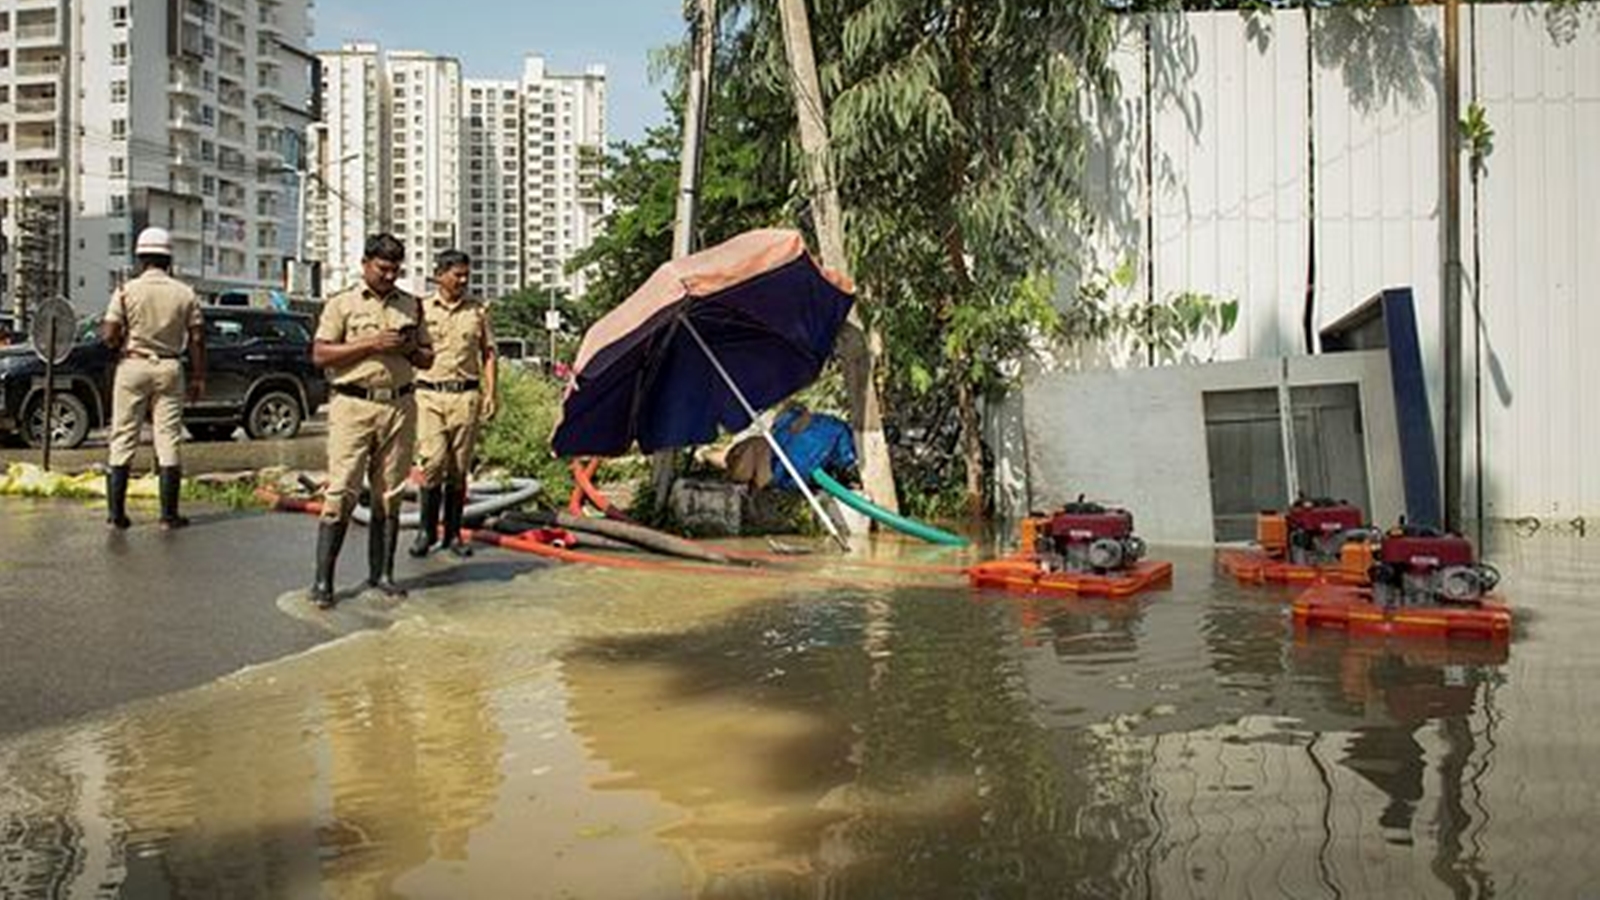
[1,523,1596,898]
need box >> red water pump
[1286,497,1369,565]
[1037,497,1147,574]
[1369,525,1500,608]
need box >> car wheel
[245,390,303,440]
[188,423,237,442]
[23,392,91,449]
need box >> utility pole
[650,0,719,506]
[1443,0,1463,533]
[777,0,900,514]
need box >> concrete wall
[1018,351,1402,546]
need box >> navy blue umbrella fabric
[551,250,854,458]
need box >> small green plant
[476,367,572,501]
[1461,101,1495,178]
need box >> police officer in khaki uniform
[308,234,433,608]
[409,250,498,558]
[101,227,206,530]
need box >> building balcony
[13,96,59,119]
[169,113,202,133]
[14,22,61,46]
[18,172,64,193]
[14,59,64,80]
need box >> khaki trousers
[107,357,185,467]
[416,389,481,486]
[322,393,417,522]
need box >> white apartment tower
[463,78,521,300]
[520,56,606,298]
[306,41,387,295]
[386,50,461,296]
[1,0,317,316]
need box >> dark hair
[136,253,173,272]
[434,249,471,274]
[363,233,405,263]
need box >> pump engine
[1369,525,1500,608]
[1283,497,1369,565]
[1036,497,1147,574]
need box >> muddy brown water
[1,531,1595,898]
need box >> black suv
[0,307,327,448]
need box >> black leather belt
[333,382,414,402]
[417,379,481,393]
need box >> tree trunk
[777,0,901,515]
[955,375,984,520]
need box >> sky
[310,0,687,143]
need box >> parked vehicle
[0,307,327,448]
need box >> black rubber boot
[106,466,132,529]
[158,466,189,529]
[368,512,407,598]
[409,485,442,558]
[310,519,348,609]
[442,480,474,558]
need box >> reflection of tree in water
[569,588,1157,898]
[0,747,90,899]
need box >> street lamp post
[283,149,359,297]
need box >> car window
[206,318,247,347]
[245,316,311,345]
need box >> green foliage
[476,367,572,500]
[569,16,799,321]
[1461,101,1495,178]
[1063,260,1240,365]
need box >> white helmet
[134,227,173,256]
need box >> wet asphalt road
[0,501,335,737]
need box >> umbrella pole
[682,319,851,551]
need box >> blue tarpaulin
[769,409,857,491]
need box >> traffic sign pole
[41,317,55,471]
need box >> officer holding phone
[307,233,433,608]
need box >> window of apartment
[110,233,128,255]
[202,175,216,196]
[110,80,128,104]
[200,105,214,125]
[201,140,214,161]
[0,162,7,179]
[112,43,129,65]
[111,5,130,26]
[110,156,126,176]
[110,194,127,216]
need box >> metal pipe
[682,318,850,551]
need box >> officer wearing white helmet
[101,226,206,529]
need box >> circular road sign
[29,297,78,366]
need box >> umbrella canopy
[552,229,854,457]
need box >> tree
[821,1,1118,516]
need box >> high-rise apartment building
[305,41,387,295]
[386,50,461,296]
[304,48,606,303]
[463,78,521,300]
[519,56,606,298]
[0,0,316,317]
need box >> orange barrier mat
[1292,583,1511,640]
[966,556,1173,599]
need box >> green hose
[811,469,968,546]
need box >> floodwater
[1,529,1597,898]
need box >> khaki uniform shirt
[315,282,431,388]
[417,293,492,383]
[104,270,201,358]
